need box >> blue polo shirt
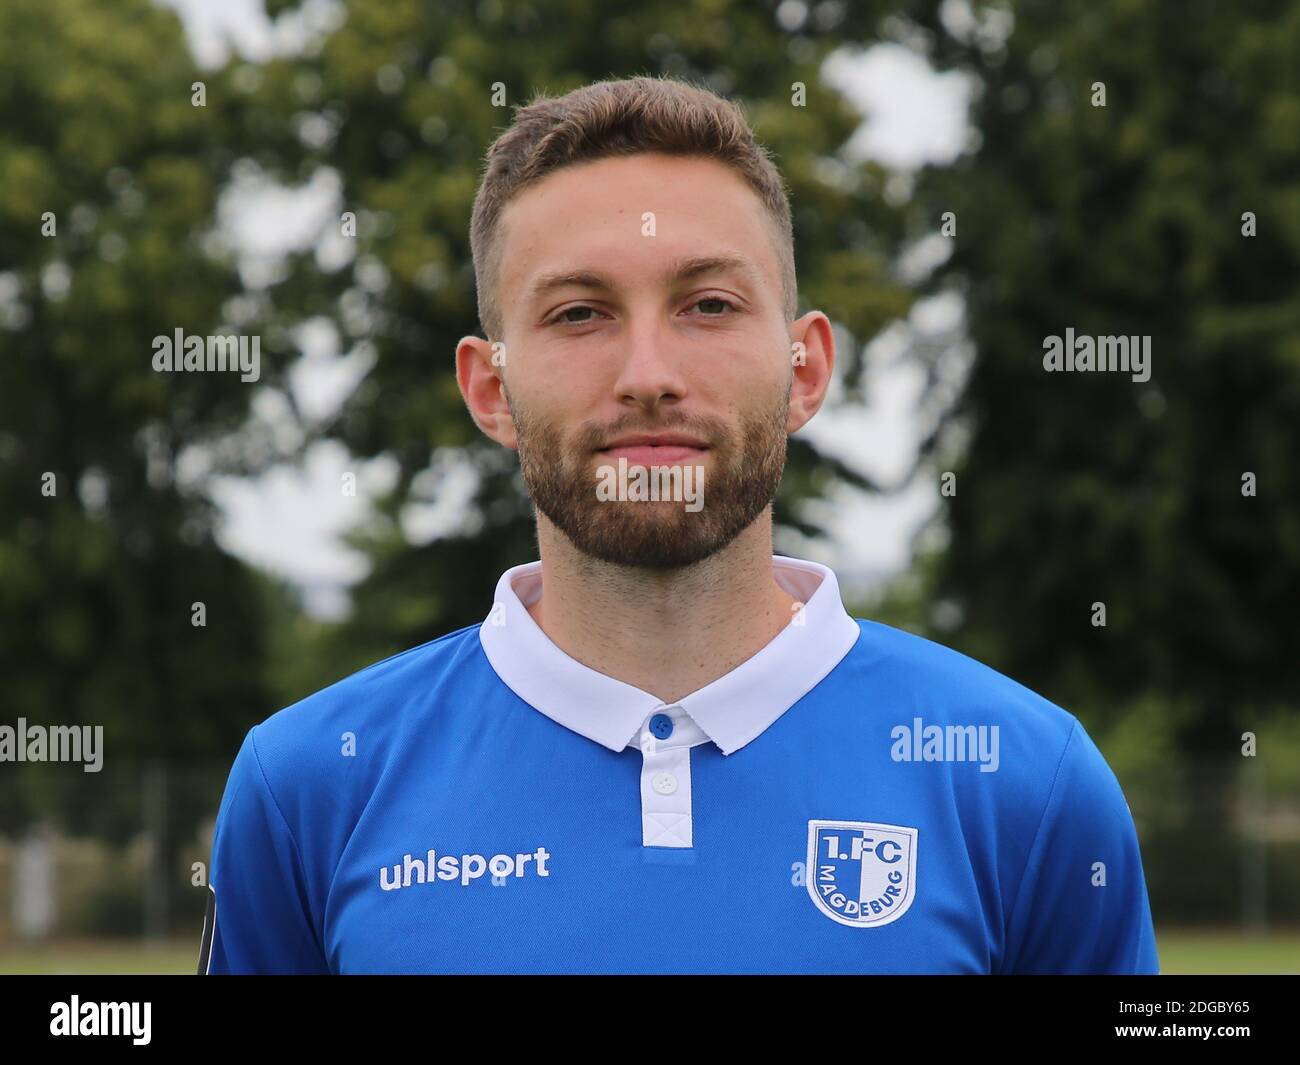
[199,554,1159,974]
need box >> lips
[597,433,709,465]
[600,433,708,449]
[599,444,707,464]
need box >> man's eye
[546,297,738,327]
[690,297,738,317]
[548,306,602,326]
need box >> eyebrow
[524,253,765,306]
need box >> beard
[508,381,790,571]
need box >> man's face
[494,152,797,570]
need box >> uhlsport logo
[806,819,918,928]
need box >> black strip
[197,883,216,975]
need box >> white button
[651,772,678,795]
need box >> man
[200,75,1159,974]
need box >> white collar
[477,554,861,756]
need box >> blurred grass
[1154,929,1300,975]
[0,938,201,974]
[0,929,1295,974]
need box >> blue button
[649,713,674,739]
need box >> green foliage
[896,0,1300,754]
[0,0,275,848]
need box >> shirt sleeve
[999,718,1160,974]
[199,726,330,974]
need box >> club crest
[806,819,918,928]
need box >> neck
[525,514,798,705]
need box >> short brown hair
[469,74,797,342]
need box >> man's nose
[611,317,689,407]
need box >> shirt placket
[636,705,708,848]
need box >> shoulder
[849,618,1079,744]
[847,621,1142,915]
[840,618,1129,818]
[244,623,483,794]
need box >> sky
[160,0,975,618]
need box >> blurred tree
[894,0,1300,757]
[0,0,282,929]
[886,0,1300,923]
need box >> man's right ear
[455,335,517,449]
